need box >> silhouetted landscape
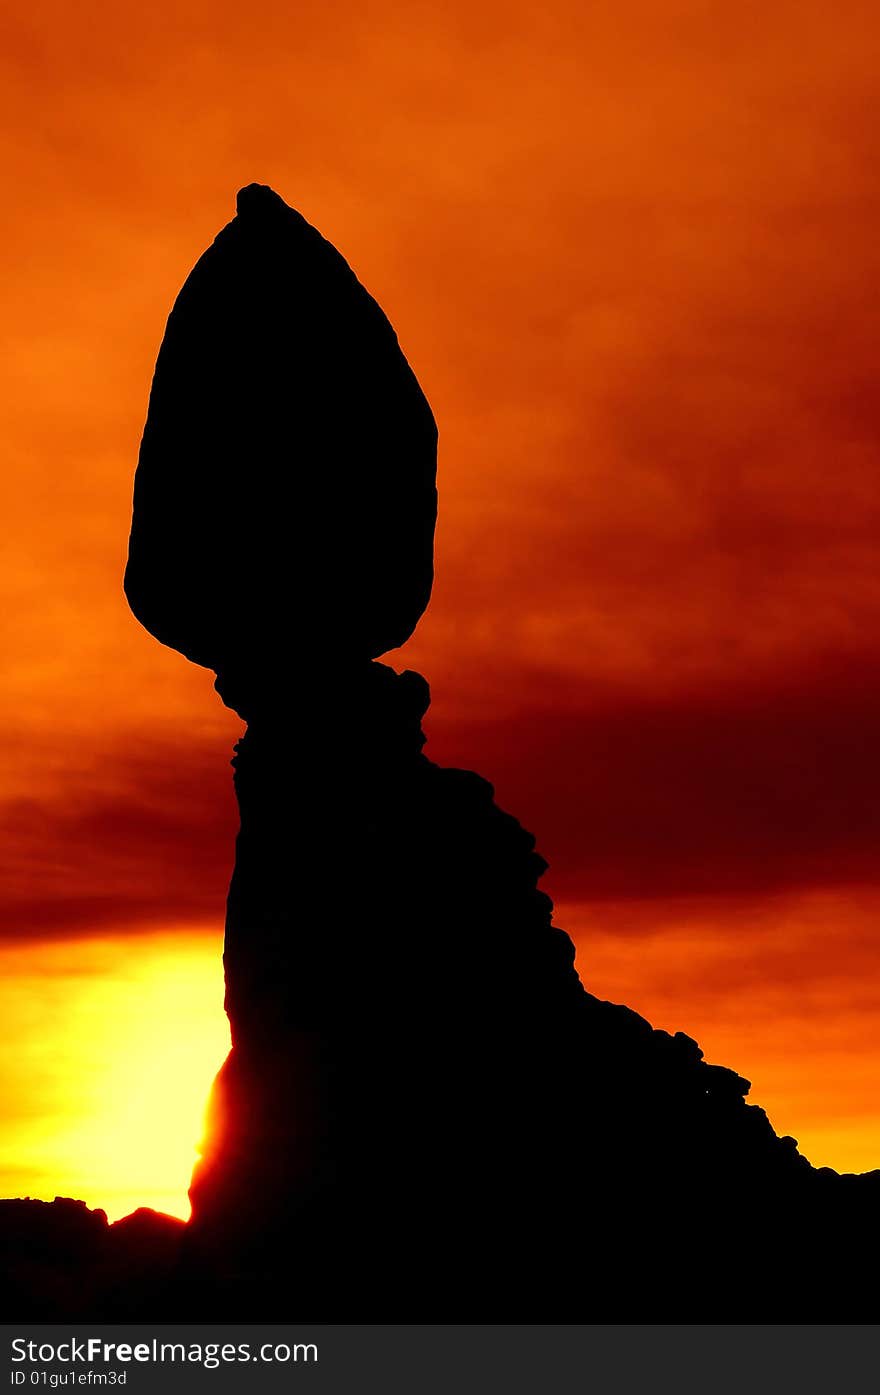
[3,186,878,1321]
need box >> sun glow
[0,930,228,1222]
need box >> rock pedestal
[180,660,874,1320]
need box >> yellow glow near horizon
[0,930,228,1222]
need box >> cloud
[3,645,880,941]
[0,735,237,940]
[424,649,880,902]
[2,0,880,1196]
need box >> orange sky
[2,0,880,1217]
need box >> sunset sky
[2,0,880,1220]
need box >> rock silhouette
[178,661,879,1319]
[0,1199,183,1319]
[3,186,878,1319]
[124,183,438,718]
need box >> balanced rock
[116,188,880,1324]
[125,184,438,717]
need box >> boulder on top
[125,184,438,715]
